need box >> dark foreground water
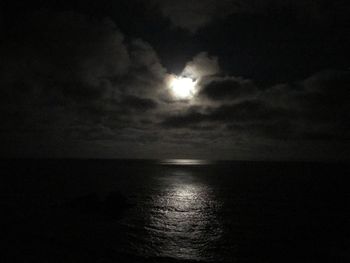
[1,159,350,262]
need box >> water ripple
[121,169,223,261]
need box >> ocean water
[1,159,350,262]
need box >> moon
[170,76,197,99]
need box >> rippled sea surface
[121,161,223,261]
[2,159,350,262]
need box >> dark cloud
[151,0,239,32]
[208,101,293,123]
[194,2,350,85]
[161,110,207,129]
[121,95,158,112]
[161,70,350,145]
[0,1,349,160]
[0,10,167,157]
[161,100,294,135]
[200,77,257,101]
[152,0,349,32]
[0,10,130,101]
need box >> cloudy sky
[1,0,349,160]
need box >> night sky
[1,0,349,160]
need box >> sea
[1,159,349,262]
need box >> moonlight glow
[170,76,197,99]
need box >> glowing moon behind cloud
[169,76,197,99]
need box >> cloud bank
[0,8,349,160]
